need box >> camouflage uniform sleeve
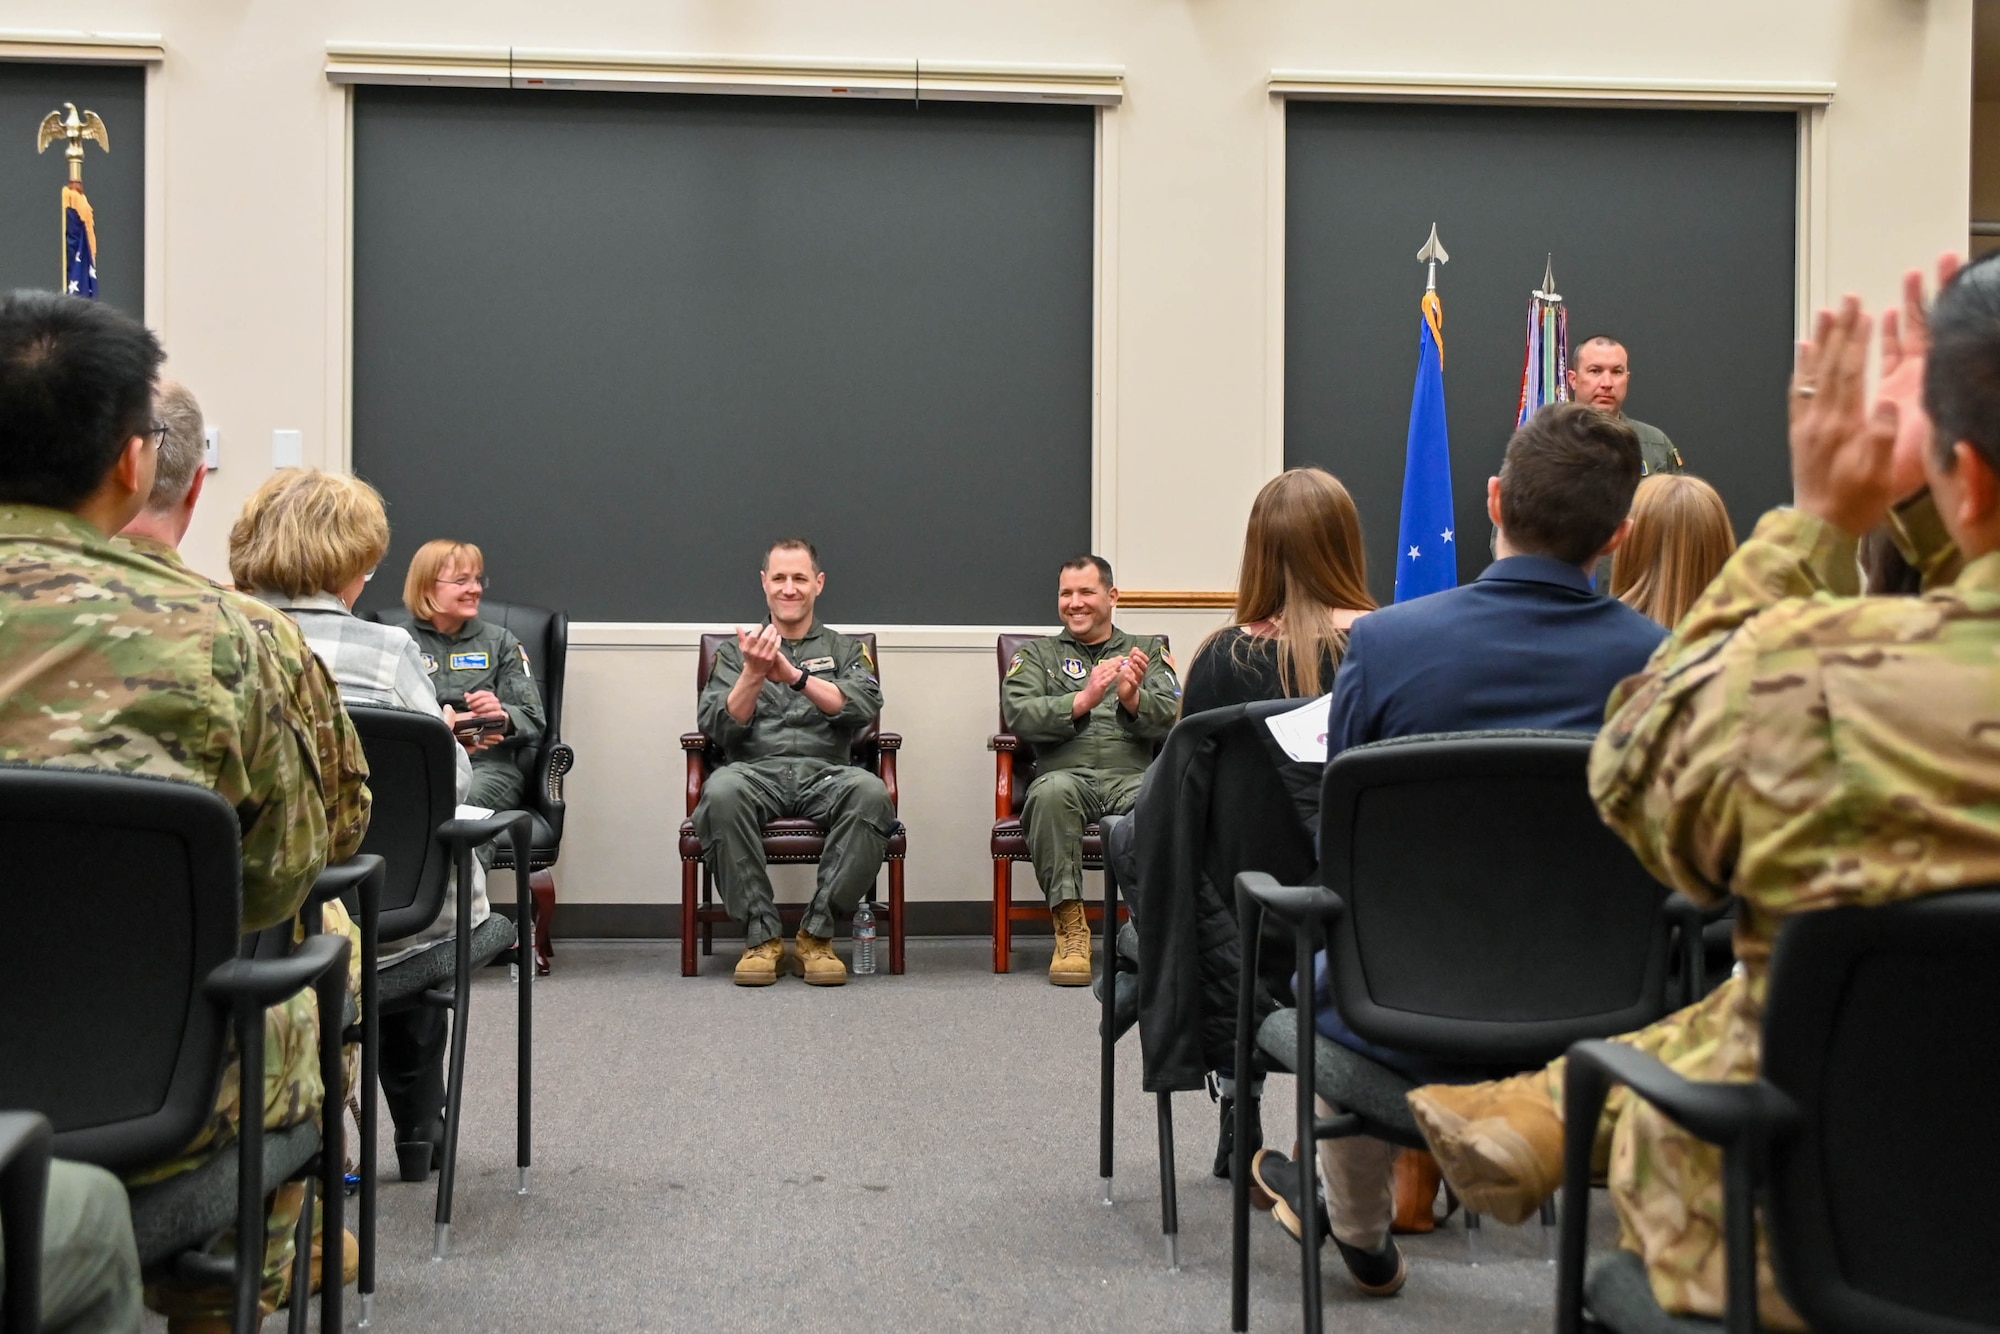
[828,637,883,728]
[1002,640,1086,744]
[494,630,546,745]
[210,606,331,931]
[699,640,754,752]
[1887,489,1965,591]
[1116,636,1181,741]
[1588,507,1856,905]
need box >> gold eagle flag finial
[37,103,109,183]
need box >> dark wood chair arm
[993,742,1016,822]
[878,744,900,814]
[874,732,903,752]
[683,733,710,817]
[989,732,1020,753]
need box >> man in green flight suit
[1570,335,1685,475]
[1002,555,1180,986]
[695,538,894,987]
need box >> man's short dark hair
[1498,403,1643,566]
[1570,335,1626,371]
[762,537,820,573]
[1925,253,2000,476]
[0,292,163,510]
[1060,554,1114,589]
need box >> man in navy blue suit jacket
[1253,402,1669,1296]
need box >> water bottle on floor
[852,900,877,975]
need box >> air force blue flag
[63,185,97,300]
[1394,278,1457,603]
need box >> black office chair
[346,705,534,1263]
[1229,732,1701,1334]
[1558,887,2000,1334]
[0,766,350,1334]
[378,599,573,974]
[1097,701,1314,1271]
[0,1111,53,1334]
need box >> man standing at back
[1570,336,1685,475]
[0,292,331,1329]
[695,539,893,987]
[1248,402,1666,1298]
[1002,556,1180,986]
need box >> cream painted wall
[0,0,1972,915]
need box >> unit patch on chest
[1060,657,1087,681]
[450,652,491,671]
[420,653,439,675]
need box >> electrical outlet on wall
[272,429,302,469]
[203,427,219,471]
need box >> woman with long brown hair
[1181,467,1377,714]
[1609,473,1737,629]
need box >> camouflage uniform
[0,508,334,1319]
[694,624,891,946]
[404,616,544,810]
[1001,628,1179,906]
[1532,492,1999,1328]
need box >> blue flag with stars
[1394,289,1456,602]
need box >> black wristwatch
[789,666,811,693]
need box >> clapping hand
[1076,658,1121,712]
[1790,297,1901,536]
[737,625,797,685]
[1877,254,1962,501]
[1116,646,1149,711]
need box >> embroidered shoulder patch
[518,644,533,679]
[1006,652,1025,677]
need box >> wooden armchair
[677,632,906,976]
[988,632,1154,974]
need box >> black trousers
[378,1005,449,1140]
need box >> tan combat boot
[796,930,848,986]
[1048,899,1094,986]
[1406,1072,1564,1226]
[733,937,784,986]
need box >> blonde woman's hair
[228,469,390,598]
[1610,473,1736,629]
[1196,467,1377,699]
[404,539,485,622]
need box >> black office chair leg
[1293,925,1324,1334]
[359,880,380,1328]
[1466,1208,1483,1264]
[287,1176,314,1334]
[1098,858,1117,1206]
[512,821,535,1197]
[232,1005,268,1334]
[1541,1195,1558,1263]
[433,843,477,1261]
[316,952,346,1333]
[1155,1092,1180,1272]
[1229,886,1261,1334]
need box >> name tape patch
[449,652,491,671]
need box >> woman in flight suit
[401,539,545,810]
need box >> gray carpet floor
[146,938,1618,1332]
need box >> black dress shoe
[1249,1149,1330,1249]
[1333,1235,1408,1297]
[394,1114,445,1182]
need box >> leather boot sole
[1407,1091,1550,1227]
[1047,966,1092,987]
[802,969,847,987]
